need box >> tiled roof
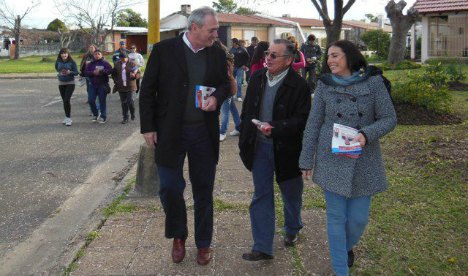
[342,20,393,33]
[278,17,325,28]
[217,13,292,26]
[413,0,468,13]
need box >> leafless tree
[0,0,40,59]
[54,0,134,51]
[385,0,420,65]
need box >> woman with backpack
[55,48,79,126]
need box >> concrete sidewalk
[70,120,333,275]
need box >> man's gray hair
[187,6,217,30]
[273,39,295,56]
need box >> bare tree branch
[343,0,356,15]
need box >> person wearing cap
[112,41,130,64]
[84,49,113,123]
[300,34,322,93]
[112,52,139,124]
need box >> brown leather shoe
[172,238,185,263]
[197,247,212,265]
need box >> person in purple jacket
[85,49,113,123]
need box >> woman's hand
[352,133,366,147]
[302,170,312,180]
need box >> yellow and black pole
[147,0,160,54]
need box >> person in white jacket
[128,44,145,94]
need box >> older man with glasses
[238,39,311,261]
[128,45,145,94]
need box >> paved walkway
[71,105,333,275]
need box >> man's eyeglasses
[264,51,290,59]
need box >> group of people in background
[54,41,145,126]
[139,6,397,276]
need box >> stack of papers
[331,123,362,158]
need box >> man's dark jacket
[238,67,311,182]
[139,35,230,167]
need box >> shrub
[361,29,391,58]
[425,57,468,65]
[392,70,452,114]
[422,62,449,89]
[445,64,466,83]
[380,60,422,70]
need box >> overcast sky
[3,0,417,29]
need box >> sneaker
[229,129,240,136]
[121,118,129,124]
[98,117,107,124]
[237,97,243,102]
[284,234,298,247]
[92,116,98,122]
[219,133,226,141]
[65,118,72,126]
[62,117,68,125]
[242,250,274,261]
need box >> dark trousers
[59,84,75,117]
[302,66,317,93]
[118,91,135,119]
[135,78,141,93]
[156,125,216,248]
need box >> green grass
[103,180,137,217]
[0,53,147,74]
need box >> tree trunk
[14,16,20,60]
[386,0,420,65]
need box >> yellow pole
[147,0,160,54]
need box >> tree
[361,29,390,57]
[365,13,378,23]
[385,0,420,65]
[116,8,147,27]
[47,18,67,32]
[236,7,257,15]
[212,0,238,13]
[0,0,40,59]
[54,0,134,49]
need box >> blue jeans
[86,78,99,111]
[157,125,216,248]
[234,67,244,99]
[220,97,241,135]
[88,83,107,119]
[249,141,303,255]
[324,190,371,276]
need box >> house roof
[413,0,468,14]
[217,13,292,27]
[278,17,324,28]
[342,20,392,33]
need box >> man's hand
[143,132,157,149]
[202,96,217,111]
[257,122,272,136]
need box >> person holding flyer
[299,40,397,276]
[238,39,311,261]
[139,7,230,266]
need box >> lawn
[0,53,146,74]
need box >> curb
[0,74,57,79]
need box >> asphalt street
[0,79,140,260]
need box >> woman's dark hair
[250,41,270,66]
[57,48,74,62]
[324,40,367,73]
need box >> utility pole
[147,0,160,54]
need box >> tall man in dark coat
[139,6,230,266]
[238,39,311,261]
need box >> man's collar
[183,32,205,53]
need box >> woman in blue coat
[299,40,397,275]
[55,48,78,126]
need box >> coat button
[337,113,342,118]
[336,99,342,103]
[351,97,357,102]
[358,112,363,117]
[356,125,362,130]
